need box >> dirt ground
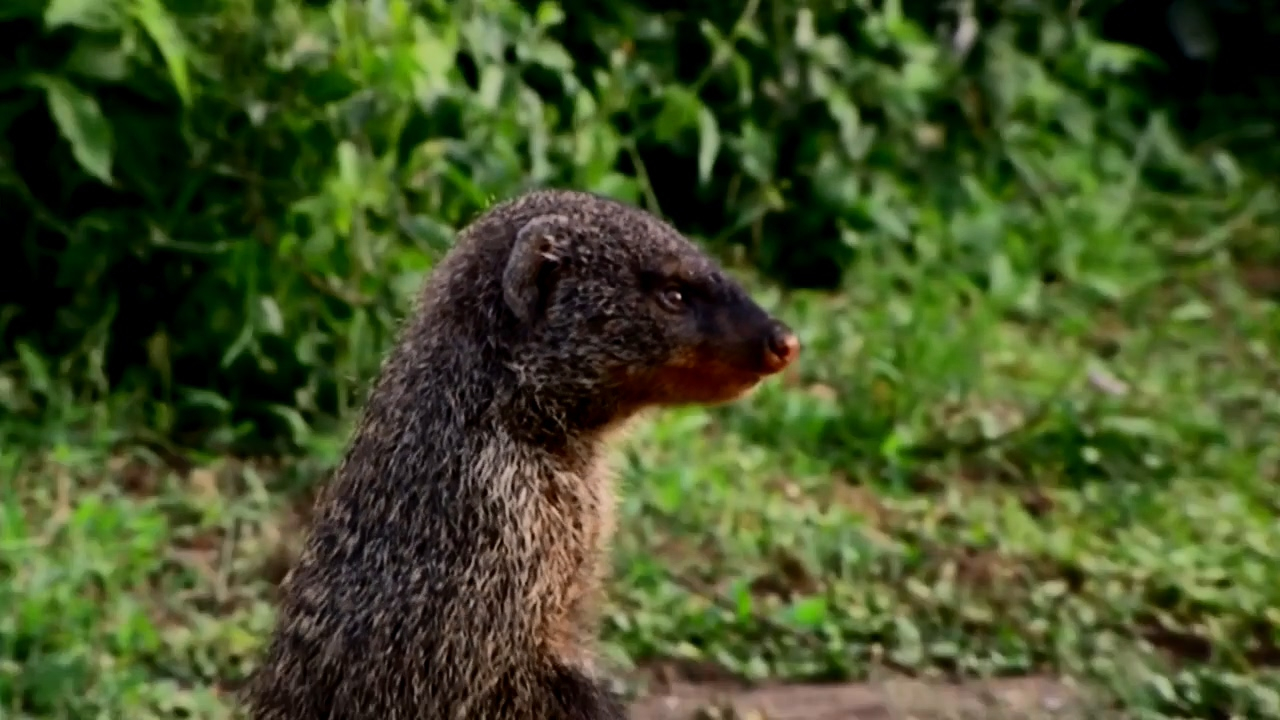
[630,675,1092,720]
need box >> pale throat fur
[466,427,621,671]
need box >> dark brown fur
[243,189,800,719]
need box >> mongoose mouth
[652,361,773,405]
[649,325,799,407]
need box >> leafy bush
[1,0,1273,449]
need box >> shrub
[0,0,1266,449]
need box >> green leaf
[789,596,828,628]
[696,106,720,186]
[44,0,122,30]
[65,37,131,82]
[534,0,564,27]
[31,75,114,183]
[131,0,192,105]
[15,342,52,397]
[654,86,699,144]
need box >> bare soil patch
[631,675,1093,720]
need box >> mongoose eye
[656,286,687,313]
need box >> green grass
[3,249,1279,719]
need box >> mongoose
[243,188,801,719]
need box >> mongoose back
[243,188,801,719]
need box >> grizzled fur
[243,189,799,719]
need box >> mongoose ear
[504,214,574,323]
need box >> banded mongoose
[243,189,801,719]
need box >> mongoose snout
[649,287,799,404]
[704,312,799,377]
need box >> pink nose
[763,330,800,373]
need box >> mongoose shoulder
[243,188,800,719]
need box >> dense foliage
[5,0,1272,448]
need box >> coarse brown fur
[242,189,800,719]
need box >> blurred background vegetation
[3,0,1280,717]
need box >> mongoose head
[486,190,799,424]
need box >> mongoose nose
[762,327,800,373]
